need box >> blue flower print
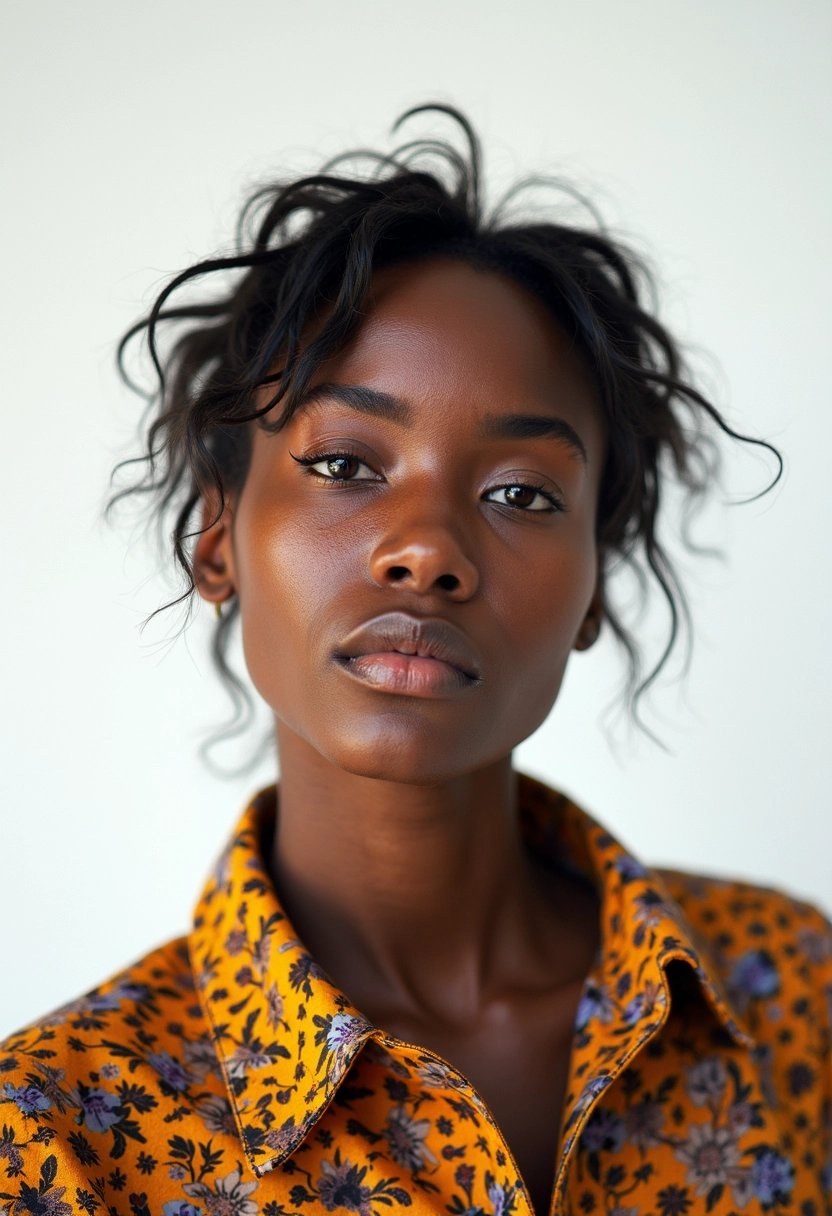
[326,1013,366,1053]
[162,1204,202,1216]
[575,982,614,1030]
[76,1087,122,1132]
[485,1175,518,1216]
[148,1051,191,1092]
[729,950,780,1006]
[820,1159,832,1194]
[84,992,123,1013]
[751,1148,795,1206]
[618,977,666,1028]
[614,856,649,882]
[565,1074,613,1133]
[3,1082,51,1116]
[581,1108,625,1154]
[114,981,150,1004]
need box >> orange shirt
[2,773,830,1216]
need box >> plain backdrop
[2,0,830,1035]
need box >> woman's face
[199,257,606,783]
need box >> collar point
[252,1155,280,1179]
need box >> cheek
[232,506,346,725]
[491,535,598,724]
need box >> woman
[2,105,829,1216]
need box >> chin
[318,716,492,786]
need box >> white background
[2,0,830,1035]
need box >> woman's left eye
[484,484,563,512]
[291,450,378,482]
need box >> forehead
[313,257,600,416]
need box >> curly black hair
[108,102,780,761]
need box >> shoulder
[2,933,196,1053]
[656,866,832,1035]
[0,934,216,1211]
[657,865,832,958]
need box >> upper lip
[335,612,482,681]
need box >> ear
[573,569,605,653]
[192,490,237,609]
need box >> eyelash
[289,448,566,513]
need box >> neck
[269,725,569,1027]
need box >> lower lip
[336,652,477,697]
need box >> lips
[334,612,482,682]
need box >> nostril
[386,567,460,590]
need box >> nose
[368,500,480,601]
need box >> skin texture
[194,258,607,1213]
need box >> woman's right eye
[290,449,379,483]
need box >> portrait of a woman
[1,103,829,1216]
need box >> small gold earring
[214,601,223,620]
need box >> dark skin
[194,258,606,1216]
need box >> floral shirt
[2,773,831,1216]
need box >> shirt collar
[189,771,753,1178]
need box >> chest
[464,1035,572,1216]
[379,978,585,1216]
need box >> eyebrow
[295,381,588,463]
